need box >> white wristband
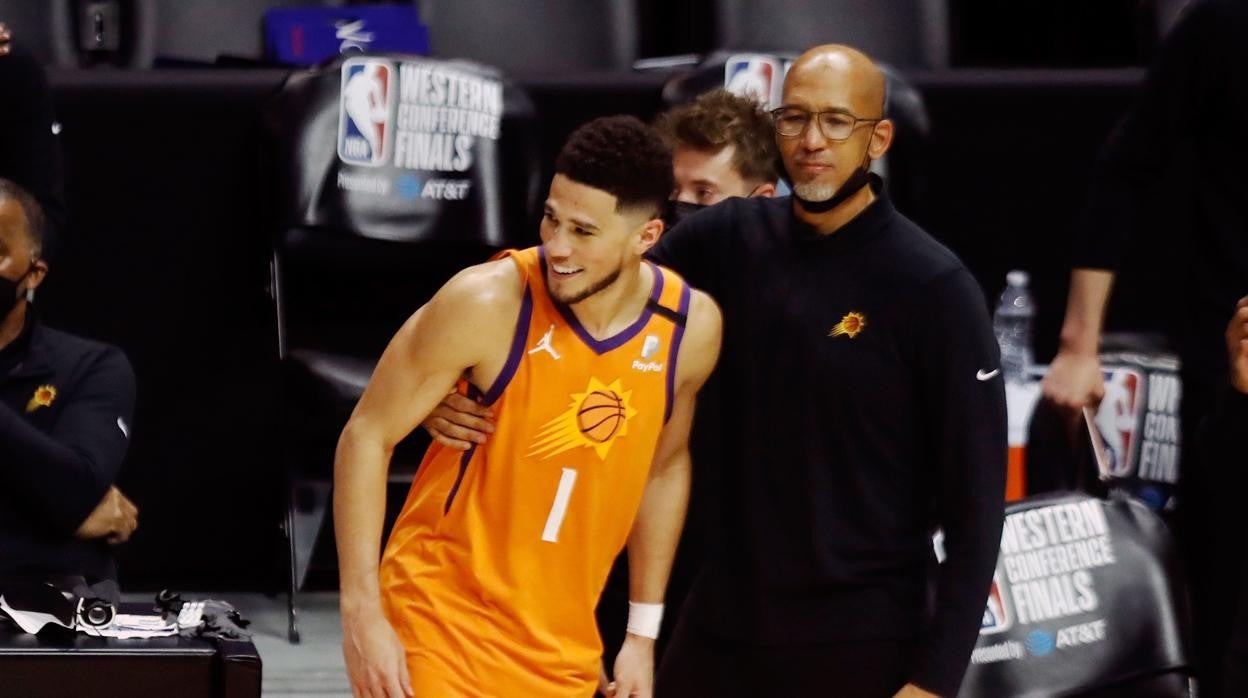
[626,601,664,639]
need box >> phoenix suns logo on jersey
[528,377,638,460]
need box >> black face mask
[0,265,32,320]
[787,126,876,215]
[663,182,770,229]
[662,200,708,229]
[792,160,872,214]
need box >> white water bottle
[994,270,1035,385]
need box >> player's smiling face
[540,174,651,306]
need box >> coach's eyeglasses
[770,107,882,141]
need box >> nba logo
[981,571,1012,634]
[724,54,782,108]
[338,58,394,167]
[1094,367,1142,478]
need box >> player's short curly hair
[654,89,777,185]
[555,116,673,217]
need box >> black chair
[265,53,540,641]
[961,492,1195,696]
[151,0,334,65]
[0,0,157,68]
[422,0,641,73]
[0,0,406,69]
[711,0,952,69]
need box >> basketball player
[334,116,722,698]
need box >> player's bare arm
[334,258,522,698]
[612,290,722,698]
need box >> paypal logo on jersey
[338,58,394,167]
[641,335,661,360]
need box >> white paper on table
[78,613,178,639]
[3,593,204,639]
[0,595,71,634]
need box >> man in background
[1200,295,1248,694]
[655,88,777,225]
[0,178,137,586]
[1040,2,1248,691]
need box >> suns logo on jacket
[528,377,638,460]
[829,311,867,339]
[26,385,56,413]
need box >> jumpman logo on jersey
[528,324,561,360]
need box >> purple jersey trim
[445,284,533,513]
[539,247,663,355]
[481,284,533,406]
[443,444,477,514]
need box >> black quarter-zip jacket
[649,183,1007,696]
[0,314,135,582]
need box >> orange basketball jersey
[379,246,691,697]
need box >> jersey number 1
[542,468,578,542]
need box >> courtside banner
[1091,352,1182,514]
[268,54,538,246]
[960,493,1192,696]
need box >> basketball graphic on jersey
[577,390,626,442]
[529,377,639,460]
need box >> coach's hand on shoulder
[422,389,494,450]
[342,604,413,698]
[611,633,655,698]
[75,486,139,544]
[893,683,940,698]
